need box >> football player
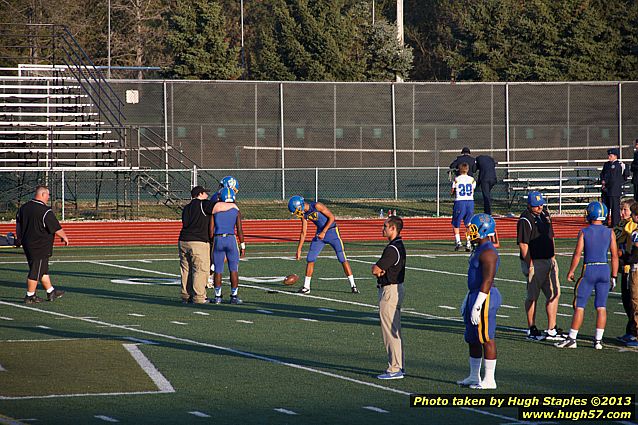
[556,202,618,349]
[457,213,501,390]
[208,176,240,287]
[288,196,358,294]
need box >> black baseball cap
[461,147,471,154]
[190,185,209,198]
[607,148,619,156]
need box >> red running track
[0,216,585,247]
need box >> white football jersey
[452,174,476,201]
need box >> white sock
[347,275,356,287]
[26,291,35,297]
[569,328,579,340]
[595,328,604,341]
[469,357,481,382]
[231,287,238,296]
[483,359,496,383]
[455,234,461,244]
[304,276,311,289]
[46,287,55,294]
[214,286,222,297]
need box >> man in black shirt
[475,154,497,215]
[179,186,214,304]
[450,147,476,177]
[517,191,562,341]
[16,185,68,304]
[372,216,406,380]
[601,147,629,228]
[630,140,638,201]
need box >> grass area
[0,240,635,424]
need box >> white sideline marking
[236,320,254,324]
[500,304,519,309]
[138,260,152,263]
[36,325,50,330]
[300,318,318,322]
[127,313,145,317]
[363,406,388,413]
[122,344,175,393]
[188,411,211,418]
[0,302,539,424]
[256,309,273,314]
[364,317,379,321]
[496,314,509,318]
[170,321,187,325]
[318,277,374,281]
[274,408,297,415]
[0,317,13,321]
[193,311,210,316]
[613,311,627,315]
[318,308,335,312]
[1,338,78,343]
[123,337,158,345]
[438,305,455,310]
[559,303,572,308]
[556,313,571,317]
[94,415,119,422]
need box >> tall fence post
[280,83,285,200]
[392,84,398,200]
[436,167,440,217]
[618,82,623,158]
[163,81,169,188]
[558,166,563,214]
[315,167,319,200]
[61,170,65,221]
[192,165,197,187]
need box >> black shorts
[25,251,50,281]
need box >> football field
[0,240,636,424]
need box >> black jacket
[449,154,476,177]
[475,155,497,184]
[631,150,638,184]
[600,160,629,196]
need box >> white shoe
[594,340,603,350]
[555,338,577,349]
[456,376,480,387]
[297,287,310,294]
[470,380,497,390]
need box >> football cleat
[24,294,43,304]
[456,376,480,387]
[544,327,566,341]
[555,338,577,349]
[297,287,310,294]
[626,339,638,347]
[526,325,546,341]
[47,289,65,301]
[351,286,360,294]
[454,243,463,252]
[213,296,222,304]
[230,295,243,305]
[593,339,603,350]
[617,333,633,343]
[470,380,497,390]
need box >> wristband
[612,275,617,279]
[240,242,246,250]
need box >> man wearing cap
[475,154,498,215]
[178,185,215,304]
[517,191,563,341]
[630,140,638,201]
[601,148,629,228]
[450,147,476,177]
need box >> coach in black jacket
[631,139,638,201]
[450,147,476,177]
[475,154,497,215]
[601,148,629,228]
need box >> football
[283,274,299,286]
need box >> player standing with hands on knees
[457,213,501,390]
[288,196,358,294]
[372,216,406,380]
[556,202,618,349]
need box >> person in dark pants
[450,147,476,177]
[600,148,629,228]
[15,185,69,304]
[631,139,638,201]
[475,154,497,215]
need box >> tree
[165,0,242,80]
[362,18,414,81]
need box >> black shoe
[230,295,243,305]
[526,325,545,341]
[454,243,462,252]
[24,294,44,304]
[47,289,65,301]
[351,286,360,294]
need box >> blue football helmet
[586,201,607,223]
[467,213,496,242]
[220,187,236,203]
[220,176,239,193]
[288,195,305,218]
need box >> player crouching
[457,213,501,390]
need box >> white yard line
[94,415,119,423]
[122,344,175,392]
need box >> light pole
[107,0,111,78]
[240,0,245,78]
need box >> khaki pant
[378,284,405,373]
[522,258,560,303]
[178,240,210,303]
[629,270,638,335]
